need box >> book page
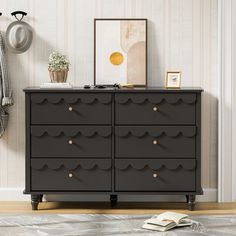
[142,222,176,232]
[157,212,189,224]
[145,218,174,227]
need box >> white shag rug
[0,214,236,236]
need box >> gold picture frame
[165,71,181,88]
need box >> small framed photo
[165,71,181,88]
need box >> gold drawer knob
[153,106,159,112]
[153,173,158,178]
[68,140,73,145]
[68,106,73,112]
[153,140,159,145]
[68,173,73,178]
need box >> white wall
[0,0,218,201]
[218,0,236,202]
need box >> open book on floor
[142,212,193,232]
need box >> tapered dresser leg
[185,195,189,203]
[31,194,41,210]
[110,194,118,207]
[39,194,43,202]
[187,195,196,211]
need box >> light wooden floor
[0,202,236,215]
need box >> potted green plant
[48,51,69,83]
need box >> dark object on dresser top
[24,87,203,92]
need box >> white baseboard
[0,188,31,201]
[0,188,217,202]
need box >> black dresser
[24,87,203,210]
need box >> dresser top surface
[24,87,203,93]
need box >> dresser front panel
[115,93,196,125]
[115,159,196,191]
[31,159,112,191]
[31,93,112,125]
[31,126,112,158]
[115,126,196,158]
[24,88,202,199]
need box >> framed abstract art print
[94,19,147,86]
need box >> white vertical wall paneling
[218,0,234,202]
[125,0,136,18]
[28,0,35,86]
[181,0,193,86]
[201,0,211,188]
[218,0,223,202]
[6,0,28,188]
[66,0,76,86]
[210,0,218,188]
[0,0,218,200]
[56,0,66,52]
[169,0,181,71]
[192,0,201,87]
[232,0,236,202]
[219,0,236,202]
[148,0,164,86]
[201,0,218,189]
[35,0,58,85]
[75,0,96,86]
[164,0,170,85]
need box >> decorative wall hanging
[94,19,147,87]
[0,29,13,138]
[165,71,181,88]
[6,11,33,54]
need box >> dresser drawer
[31,93,112,124]
[31,159,111,191]
[31,126,112,158]
[115,93,196,125]
[115,159,196,191]
[115,126,196,158]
